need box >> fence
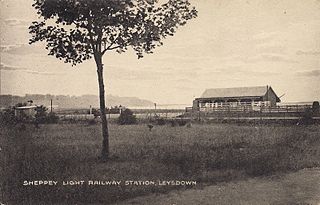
[56,103,318,122]
[187,104,313,113]
[185,102,320,121]
[57,110,185,122]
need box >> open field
[1,122,320,204]
[117,168,320,205]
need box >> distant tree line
[0,103,58,126]
[0,94,153,109]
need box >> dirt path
[115,168,320,205]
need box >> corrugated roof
[15,105,37,110]
[200,86,268,98]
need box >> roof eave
[195,96,264,100]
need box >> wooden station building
[193,86,281,110]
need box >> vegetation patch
[1,123,319,204]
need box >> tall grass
[1,123,319,204]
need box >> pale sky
[0,0,319,104]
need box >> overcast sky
[1,0,319,104]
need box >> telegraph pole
[50,99,53,113]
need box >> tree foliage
[118,108,137,125]
[14,102,28,107]
[35,106,60,124]
[29,0,197,159]
[0,108,18,126]
[29,0,198,64]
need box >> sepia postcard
[1,0,320,204]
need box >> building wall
[193,97,275,110]
[263,89,278,107]
[193,100,199,110]
[15,109,36,120]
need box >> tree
[29,0,197,160]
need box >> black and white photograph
[0,0,320,204]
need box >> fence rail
[57,103,318,122]
[57,111,185,121]
[188,104,313,113]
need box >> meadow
[1,122,320,204]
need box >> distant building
[14,105,38,120]
[193,86,280,110]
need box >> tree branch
[102,45,123,55]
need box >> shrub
[0,108,18,125]
[35,106,48,124]
[118,108,136,125]
[15,102,27,107]
[35,106,59,124]
[312,101,319,114]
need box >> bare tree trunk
[94,53,109,160]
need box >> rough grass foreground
[1,123,320,204]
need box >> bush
[35,106,48,124]
[0,108,18,125]
[118,108,136,125]
[35,106,59,124]
[312,101,319,114]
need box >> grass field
[1,122,320,204]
